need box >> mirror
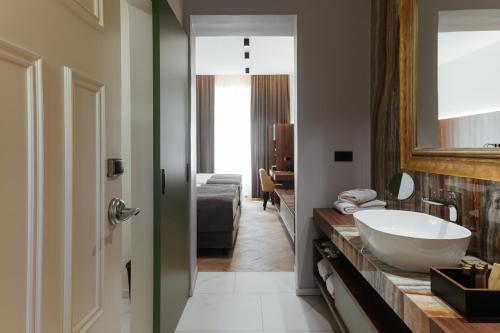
[417,3,500,149]
[399,0,500,181]
[388,172,415,201]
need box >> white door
[0,1,123,332]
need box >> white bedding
[196,173,214,185]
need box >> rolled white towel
[334,200,386,215]
[317,258,334,281]
[338,189,377,205]
[326,275,335,297]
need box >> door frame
[186,14,299,291]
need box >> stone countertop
[313,208,500,333]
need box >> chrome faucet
[422,191,459,223]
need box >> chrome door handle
[108,198,140,225]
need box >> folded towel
[317,258,334,281]
[338,189,377,205]
[359,200,387,208]
[326,275,335,297]
[334,200,386,215]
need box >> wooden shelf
[313,240,411,333]
[313,209,500,333]
[313,270,348,333]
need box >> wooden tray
[431,267,500,317]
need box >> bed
[197,173,242,202]
[196,174,243,251]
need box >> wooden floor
[197,199,295,272]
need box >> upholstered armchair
[259,168,280,210]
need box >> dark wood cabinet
[268,124,294,171]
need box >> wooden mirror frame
[400,0,500,181]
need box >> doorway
[189,16,298,286]
[174,15,338,333]
[120,1,189,333]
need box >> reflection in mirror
[388,172,415,201]
[417,2,500,149]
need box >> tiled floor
[175,272,336,333]
[121,298,130,333]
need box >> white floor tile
[195,272,236,294]
[176,294,262,331]
[220,331,333,333]
[261,295,333,332]
[234,272,295,294]
[121,298,130,333]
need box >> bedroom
[194,32,297,274]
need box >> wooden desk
[275,189,295,215]
[275,189,295,243]
[269,170,294,182]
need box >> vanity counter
[314,208,500,333]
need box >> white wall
[128,0,182,22]
[167,0,183,24]
[121,1,154,331]
[184,0,372,292]
[188,27,198,296]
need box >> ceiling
[191,15,296,37]
[195,36,295,75]
[438,31,500,66]
[438,9,500,33]
[438,10,500,66]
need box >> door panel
[63,68,106,333]
[75,0,97,14]
[154,0,191,331]
[0,0,122,332]
[0,40,43,333]
[60,0,104,29]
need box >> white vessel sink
[353,210,471,273]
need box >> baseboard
[296,288,321,296]
[122,288,130,299]
[189,266,199,297]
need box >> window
[214,75,252,196]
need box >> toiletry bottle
[463,264,474,288]
[475,264,487,288]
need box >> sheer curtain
[214,75,252,196]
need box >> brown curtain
[196,75,215,173]
[251,75,291,198]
